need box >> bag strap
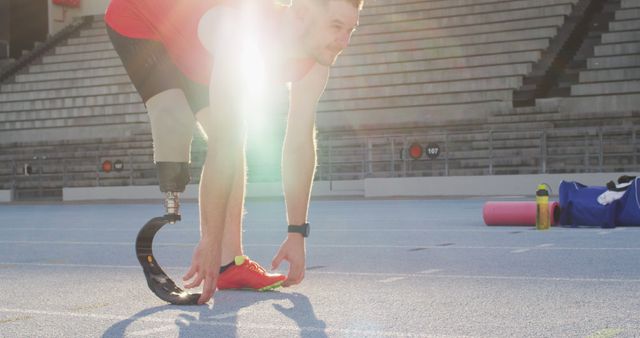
[606,176,636,192]
[618,175,637,184]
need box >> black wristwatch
[288,223,310,238]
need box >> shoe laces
[246,259,266,275]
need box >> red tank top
[104,0,315,85]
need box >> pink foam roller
[483,201,560,226]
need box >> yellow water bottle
[536,184,550,230]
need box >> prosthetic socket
[157,162,190,222]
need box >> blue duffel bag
[559,176,640,228]
[617,177,640,227]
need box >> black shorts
[106,25,209,113]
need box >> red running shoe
[217,255,286,291]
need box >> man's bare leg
[195,107,245,266]
[219,149,246,265]
[184,105,245,303]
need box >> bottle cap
[536,189,549,197]
[536,183,550,196]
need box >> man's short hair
[304,0,364,10]
[339,0,364,10]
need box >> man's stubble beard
[301,25,339,66]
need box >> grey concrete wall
[364,173,636,198]
[62,180,365,201]
[59,174,637,202]
[0,190,11,202]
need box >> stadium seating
[0,18,147,145]
[0,0,638,200]
[322,0,580,130]
[561,0,640,113]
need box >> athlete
[105,0,362,304]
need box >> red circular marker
[102,160,113,173]
[409,143,423,160]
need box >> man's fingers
[198,274,217,305]
[271,250,285,270]
[283,277,300,287]
[184,274,203,289]
[183,265,197,281]
[283,263,304,287]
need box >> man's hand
[271,234,306,287]
[182,237,221,304]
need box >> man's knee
[195,107,246,147]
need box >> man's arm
[182,6,247,304]
[272,63,329,286]
[283,64,329,225]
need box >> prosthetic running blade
[135,215,201,305]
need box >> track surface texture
[1,198,639,337]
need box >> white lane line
[4,227,635,233]
[0,240,141,246]
[598,231,611,235]
[3,262,640,283]
[208,311,238,320]
[312,271,640,283]
[0,262,140,269]
[511,244,553,253]
[1,240,640,251]
[0,308,443,337]
[0,315,32,324]
[419,269,442,274]
[207,308,250,320]
[378,277,406,283]
[130,324,177,336]
[586,328,624,338]
[0,228,537,233]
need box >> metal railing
[2,125,638,199]
[316,125,639,181]
[6,151,157,200]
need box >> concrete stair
[561,0,640,113]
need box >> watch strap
[288,223,310,237]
